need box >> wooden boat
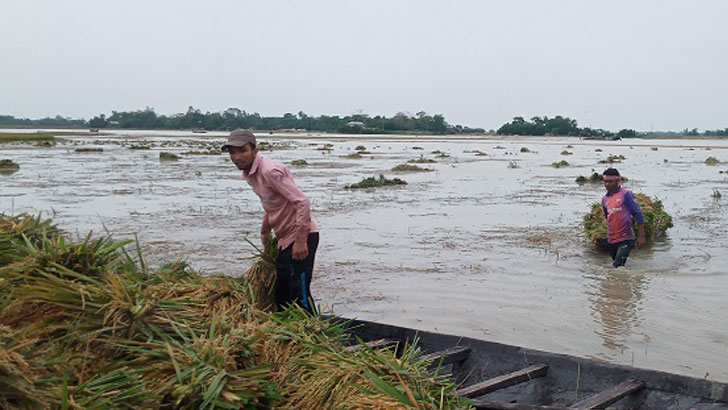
[340,317,728,409]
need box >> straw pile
[0,214,470,409]
[583,193,673,247]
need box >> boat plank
[421,346,471,367]
[569,379,645,409]
[456,363,549,398]
[471,400,566,410]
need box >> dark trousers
[608,239,634,268]
[275,232,319,314]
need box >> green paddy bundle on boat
[583,193,674,247]
[0,214,469,409]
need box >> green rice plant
[345,174,407,189]
[712,189,722,199]
[583,193,673,247]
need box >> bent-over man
[223,129,319,313]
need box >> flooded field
[2,129,727,382]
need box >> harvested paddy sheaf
[705,156,720,165]
[0,214,468,410]
[583,193,673,247]
[345,174,407,189]
[391,163,433,173]
[159,152,180,161]
[0,159,20,175]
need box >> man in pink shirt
[223,129,319,313]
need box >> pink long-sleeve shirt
[243,154,318,250]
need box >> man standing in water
[223,129,319,313]
[602,168,646,268]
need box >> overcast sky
[1,0,726,131]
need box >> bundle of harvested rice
[0,215,469,409]
[583,193,673,247]
[240,234,278,312]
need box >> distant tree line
[0,108,484,135]
[496,115,625,138]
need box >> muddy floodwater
[2,129,728,382]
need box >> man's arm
[270,168,312,260]
[623,191,646,247]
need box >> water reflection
[589,267,649,351]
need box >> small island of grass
[345,174,407,189]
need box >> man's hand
[292,239,308,261]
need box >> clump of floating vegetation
[391,163,433,173]
[575,172,629,185]
[713,189,722,199]
[651,147,658,151]
[34,140,56,147]
[507,161,519,169]
[520,147,531,153]
[74,147,103,152]
[257,141,294,151]
[0,214,468,409]
[599,154,625,164]
[469,150,488,156]
[705,156,720,165]
[566,145,574,148]
[0,132,57,143]
[182,150,219,155]
[493,145,506,150]
[316,143,334,151]
[345,152,363,159]
[345,174,407,189]
[412,146,424,150]
[128,144,151,150]
[0,159,20,175]
[551,160,569,168]
[290,159,308,166]
[595,148,603,152]
[355,145,367,151]
[561,150,572,155]
[583,193,673,247]
[408,156,436,164]
[159,152,180,161]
